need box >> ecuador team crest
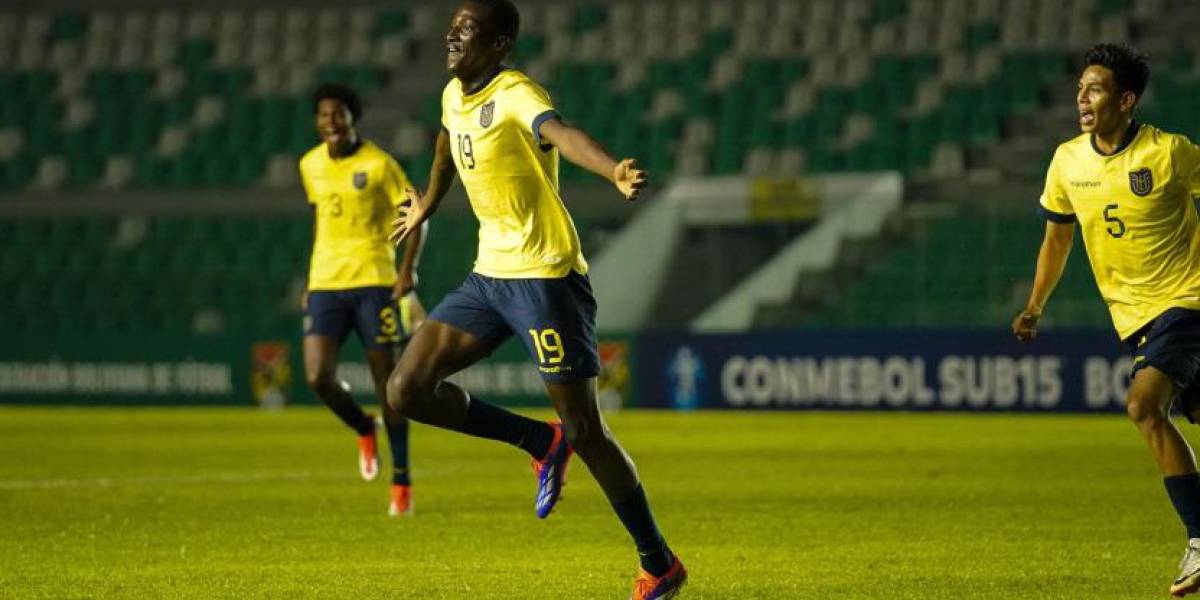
[1129,168,1153,197]
[479,100,495,128]
[352,171,368,190]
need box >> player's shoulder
[442,77,462,98]
[299,144,327,171]
[1049,133,1091,164]
[495,68,547,94]
[352,140,403,173]
[358,139,395,161]
[1142,123,1197,153]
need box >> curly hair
[312,83,362,123]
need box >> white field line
[0,470,344,490]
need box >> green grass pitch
[0,406,1189,598]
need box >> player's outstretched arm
[1013,221,1074,341]
[538,118,648,201]
[391,129,456,246]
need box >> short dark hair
[470,0,520,41]
[312,83,362,123]
[1084,43,1150,99]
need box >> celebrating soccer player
[300,83,426,517]
[1012,44,1200,597]
[385,1,686,597]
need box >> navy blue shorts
[305,287,404,350]
[428,271,600,384]
[1126,307,1200,421]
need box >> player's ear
[493,34,512,55]
[1120,90,1138,113]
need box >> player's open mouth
[1079,110,1095,126]
[448,45,462,58]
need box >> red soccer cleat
[357,419,379,482]
[629,555,687,600]
[388,484,412,517]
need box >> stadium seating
[0,213,482,334]
[0,211,600,335]
[3,0,1188,192]
[0,0,1190,335]
[802,213,1109,329]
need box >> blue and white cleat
[531,421,572,519]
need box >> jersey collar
[327,137,364,161]
[1090,119,1140,157]
[462,65,509,97]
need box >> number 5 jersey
[1040,122,1200,339]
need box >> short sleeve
[299,159,317,205]
[506,80,558,148]
[1039,147,1075,223]
[381,155,412,209]
[1172,134,1200,201]
[440,83,452,131]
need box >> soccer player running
[1013,44,1200,597]
[386,1,686,597]
[301,83,427,517]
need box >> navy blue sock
[385,418,410,486]
[459,395,554,459]
[321,383,373,436]
[612,484,672,577]
[1165,473,1200,538]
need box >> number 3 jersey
[441,68,588,279]
[1040,122,1200,339]
[299,140,412,291]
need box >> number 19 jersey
[1040,123,1200,339]
[440,69,588,279]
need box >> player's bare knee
[305,368,336,393]
[562,417,613,456]
[385,369,412,415]
[386,368,431,418]
[1126,390,1169,426]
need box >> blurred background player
[1012,44,1200,597]
[386,1,685,597]
[301,83,427,517]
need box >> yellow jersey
[299,140,412,290]
[1040,122,1200,339]
[440,69,588,279]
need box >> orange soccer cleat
[388,484,412,517]
[629,555,687,600]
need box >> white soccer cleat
[1171,539,1200,597]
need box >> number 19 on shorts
[528,328,565,367]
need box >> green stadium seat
[372,10,409,37]
[570,5,607,33]
[177,39,215,71]
[512,35,545,65]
